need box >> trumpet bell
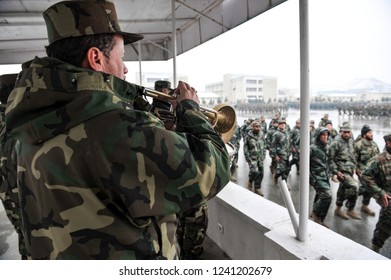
[212,104,237,144]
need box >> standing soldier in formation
[282,116,291,132]
[0,74,28,259]
[329,124,362,220]
[268,112,280,129]
[361,132,391,253]
[310,120,316,144]
[270,119,292,182]
[265,118,279,175]
[318,113,329,128]
[229,122,242,181]
[243,121,266,196]
[310,127,331,228]
[355,125,380,216]
[258,115,267,136]
[324,120,338,142]
[290,119,301,175]
[241,117,254,142]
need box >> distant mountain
[316,78,391,95]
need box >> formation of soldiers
[337,103,391,119]
[229,112,391,254]
[234,102,289,117]
[235,101,391,120]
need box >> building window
[246,87,257,92]
[246,79,257,84]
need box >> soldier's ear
[82,47,104,71]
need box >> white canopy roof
[0,0,286,64]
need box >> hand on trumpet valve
[171,81,200,109]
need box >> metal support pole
[172,0,177,85]
[138,41,142,85]
[298,0,310,242]
[278,178,299,236]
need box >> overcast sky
[1,0,390,92]
[126,0,391,91]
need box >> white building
[205,74,278,104]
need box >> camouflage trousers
[248,160,264,188]
[312,179,332,220]
[372,201,391,249]
[275,158,291,181]
[290,153,300,172]
[176,203,208,259]
[335,173,358,210]
[358,177,373,206]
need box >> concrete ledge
[207,182,388,260]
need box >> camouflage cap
[43,0,144,46]
[277,118,286,124]
[252,121,260,127]
[0,73,18,104]
[340,124,352,132]
[154,80,172,91]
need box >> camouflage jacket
[309,137,330,186]
[354,138,380,172]
[243,131,265,163]
[328,136,357,175]
[290,126,300,154]
[229,123,241,151]
[361,150,391,200]
[0,104,20,229]
[260,121,267,135]
[269,128,291,160]
[265,126,277,150]
[5,57,230,260]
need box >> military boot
[255,188,264,197]
[347,209,362,220]
[247,181,253,190]
[311,211,329,228]
[361,205,375,216]
[334,206,349,220]
[371,243,380,253]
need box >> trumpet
[143,88,237,143]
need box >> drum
[225,142,236,169]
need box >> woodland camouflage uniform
[176,203,208,259]
[269,119,291,181]
[265,118,279,174]
[309,127,331,226]
[243,122,266,194]
[354,126,380,215]
[4,0,230,260]
[229,123,241,175]
[361,132,391,252]
[329,124,361,220]
[0,74,28,259]
[290,120,300,174]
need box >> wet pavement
[0,109,390,259]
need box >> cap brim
[122,32,144,45]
